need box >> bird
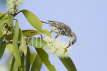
[41,20,77,48]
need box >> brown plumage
[42,20,77,47]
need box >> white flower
[43,36,70,57]
[7,0,24,9]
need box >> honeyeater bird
[41,20,77,48]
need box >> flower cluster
[43,36,70,57]
[7,0,24,9]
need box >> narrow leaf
[31,54,42,71]
[22,30,41,37]
[21,10,51,36]
[0,13,5,19]
[30,53,36,65]
[25,47,31,71]
[6,44,21,68]
[0,36,6,59]
[20,31,27,55]
[0,43,6,59]
[36,48,57,71]
[59,57,77,71]
[22,10,43,31]
[8,20,21,67]
[20,53,25,71]
[9,57,15,71]
[13,20,19,46]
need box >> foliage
[0,0,77,71]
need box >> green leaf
[13,20,19,46]
[9,57,15,71]
[6,44,21,68]
[10,57,19,71]
[31,54,42,71]
[22,30,41,37]
[0,43,6,59]
[21,10,51,36]
[7,20,21,68]
[36,48,57,71]
[0,13,5,19]
[59,57,77,71]
[30,53,36,65]
[0,36,6,59]
[25,47,31,71]
[20,53,25,71]
[22,10,43,30]
[20,32,27,55]
[29,38,47,48]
